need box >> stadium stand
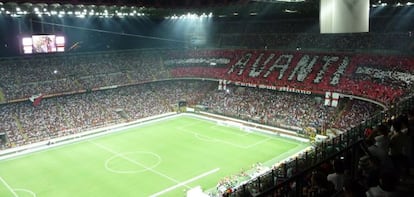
[0,4,413,196]
[1,49,412,105]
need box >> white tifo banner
[325,92,340,107]
[320,0,369,33]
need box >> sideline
[0,112,178,161]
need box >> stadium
[0,0,413,196]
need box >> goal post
[216,120,253,132]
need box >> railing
[223,94,414,197]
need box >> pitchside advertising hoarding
[21,35,65,54]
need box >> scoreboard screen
[21,35,65,54]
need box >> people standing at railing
[388,117,412,177]
[327,159,345,192]
[366,171,399,197]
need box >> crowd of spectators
[225,105,414,197]
[218,33,413,52]
[199,85,381,134]
[0,49,412,106]
[0,79,382,150]
[301,108,414,197]
[0,50,169,100]
[0,80,218,149]
[211,18,414,51]
[168,50,413,104]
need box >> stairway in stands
[0,87,5,103]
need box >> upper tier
[0,49,413,105]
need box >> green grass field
[0,114,309,197]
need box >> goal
[216,120,252,133]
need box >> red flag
[29,94,43,106]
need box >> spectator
[366,171,399,197]
[327,159,345,192]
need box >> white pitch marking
[0,176,19,197]
[89,141,192,189]
[177,127,270,149]
[14,188,37,197]
[149,168,220,197]
[245,138,272,148]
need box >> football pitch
[0,114,309,197]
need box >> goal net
[216,120,252,133]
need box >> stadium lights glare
[0,3,149,18]
[408,2,413,6]
[166,12,212,20]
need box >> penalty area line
[0,176,19,197]
[149,168,220,197]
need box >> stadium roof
[0,0,412,19]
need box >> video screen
[21,35,65,54]
[32,35,56,53]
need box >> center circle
[105,151,161,174]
